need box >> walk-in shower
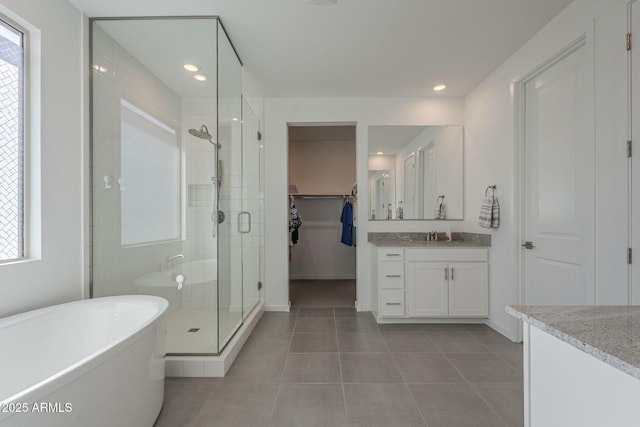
[90,17,263,360]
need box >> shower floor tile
[166,308,242,354]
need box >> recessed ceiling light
[93,64,107,73]
[232,118,239,121]
[376,151,384,155]
[433,84,447,91]
[184,64,199,72]
[194,74,207,82]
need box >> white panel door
[524,41,595,305]
[632,0,640,304]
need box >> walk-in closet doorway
[287,124,357,309]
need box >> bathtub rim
[0,295,168,409]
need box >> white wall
[263,97,464,311]
[263,0,631,342]
[289,138,356,195]
[463,0,629,338]
[0,0,85,317]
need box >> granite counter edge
[506,306,640,381]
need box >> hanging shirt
[340,201,353,246]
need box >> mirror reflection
[368,125,464,220]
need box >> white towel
[478,187,500,229]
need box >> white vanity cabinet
[373,246,489,321]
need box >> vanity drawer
[378,247,404,261]
[378,262,404,288]
[380,289,405,316]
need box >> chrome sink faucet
[165,254,184,269]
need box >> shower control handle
[238,211,251,234]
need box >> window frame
[0,13,29,264]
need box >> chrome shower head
[188,124,220,148]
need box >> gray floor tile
[446,353,523,383]
[298,307,334,317]
[334,307,366,317]
[154,381,218,427]
[341,352,403,383]
[294,317,336,332]
[474,383,525,427]
[468,328,524,354]
[377,323,425,332]
[410,383,505,427]
[159,287,524,427]
[270,384,348,427]
[393,353,466,383]
[344,383,426,426]
[289,279,355,308]
[497,350,524,373]
[187,383,278,427]
[241,332,292,355]
[336,316,379,332]
[428,331,492,353]
[382,332,440,352]
[282,353,342,383]
[252,313,297,335]
[338,332,389,352]
[420,323,475,332]
[290,332,338,352]
[223,352,287,384]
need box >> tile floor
[154,281,524,427]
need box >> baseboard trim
[264,304,291,312]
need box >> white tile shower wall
[92,25,182,313]
[181,98,218,309]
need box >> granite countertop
[507,305,640,380]
[368,232,491,247]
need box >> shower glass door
[216,22,243,350]
[241,97,262,319]
[90,17,260,357]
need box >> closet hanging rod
[293,194,350,199]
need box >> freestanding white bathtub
[0,295,168,427]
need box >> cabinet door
[406,261,448,317]
[448,262,488,317]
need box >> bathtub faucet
[164,254,184,270]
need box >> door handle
[450,267,454,280]
[521,241,535,250]
[237,211,251,234]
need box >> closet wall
[288,125,356,280]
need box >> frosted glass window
[0,18,24,262]
[120,99,180,245]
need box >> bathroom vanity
[369,233,490,323]
[507,305,640,427]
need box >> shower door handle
[238,211,251,234]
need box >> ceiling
[368,126,429,155]
[70,0,574,98]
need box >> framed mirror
[368,125,463,220]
